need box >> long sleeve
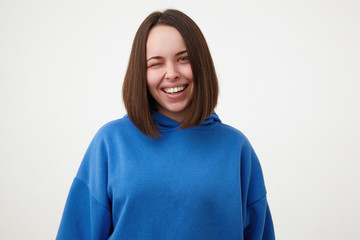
[57,128,112,240]
[243,196,275,239]
[240,140,275,240]
[56,178,112,239]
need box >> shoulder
[91,115,141,142]
[216,121,252,147]
[97,115,131,133]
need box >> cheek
[146,72,156,91]
[182,66,194,81]
[146,72,164,101]
[146,70,161,88]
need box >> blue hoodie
[57,112,275,239]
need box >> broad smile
[162,85,188,94]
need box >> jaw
[156,103,191,123]
[154,83,193,122]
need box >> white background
[1,0,359,239]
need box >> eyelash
[178,56,189,62]
[148,63,160,68]
[147,56,189,68]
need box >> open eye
[178,56,189,63]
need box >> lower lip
[162,87,188,100]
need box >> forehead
[146,25,186,55]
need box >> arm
[240,140,275,239]
[57,129,112,240]
[243,196,275,240]
[56,178,112,240]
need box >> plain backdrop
[1,0,359,239]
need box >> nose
[164,63,180,80]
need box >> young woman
[57,9,275,240]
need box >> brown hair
[122,9,219,138]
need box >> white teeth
[163,86,186,94]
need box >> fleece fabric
[57,112,275,240]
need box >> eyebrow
[146,50,188,62]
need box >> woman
[57,9,275,240]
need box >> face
[146,25,194,123]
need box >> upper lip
[161,84,188,89]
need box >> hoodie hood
[152,111,221,132]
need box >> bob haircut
[122,9,219,138]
